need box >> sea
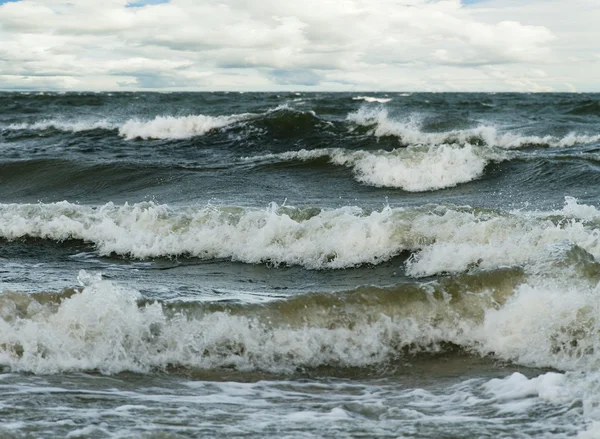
[1,91,600,438]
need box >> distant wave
[4,113,251,140]
[5,103,600,149]
[5,104,600,148]
[1,105,315,141]
[565,100,600,116]
[7,119,118,132]
[118,113,252,140]
[352,96,392,104]
[246,145,506,192]
[349,107,600,148]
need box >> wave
[4,114,250,140]
[1,268,600,374]
[246,145,506,191]
[6,119,118,133]
[0,202,405,268]
[1,105,317,141]
[118,113,252,140]
[348,107,600,148]
[352,96,392,104]
[403,198,600,278]
[249,105,331,140]
[2,198,600,274]
[566,100,600,116]
[6,104,600,148]
[0,159,197,202]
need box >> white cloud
[0,0,597,91]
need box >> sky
[0,0,597,92]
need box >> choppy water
[2,92,600,437]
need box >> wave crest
[348,107,600,148]
[250,145,504,191]
[352,96,392,103]
[118,113,251,140]
[7,119,118,133]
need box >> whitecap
[348,107,600,148]
[246,145,506,192]
[352,96,392,104]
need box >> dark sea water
[2,91,600,438]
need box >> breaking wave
[348,107,600,148]
[2,266,600,374]
[1,198,600,275]
[246,145,506,191]
[4,114,251,140]
[5,104,599,149]
[6,119,118,133]
[118,113,252,140]
[1,105,318,141]
[352,96,393,103]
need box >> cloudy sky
[0,0,597,91]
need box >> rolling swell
[565,99,600,116]
[0,159,200,202]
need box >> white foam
[476,278,600,370]
[352,96,392,104]
[348,107,600,148]
[118,113,250,140]
[561,196,600,220]
[479,370,600,434]
[6,120,118,132]
[484,372,568,403]
[329,145,495,191]
[247,145,505,192]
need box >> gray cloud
[269,69,321,86]
[0,0,596,91]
